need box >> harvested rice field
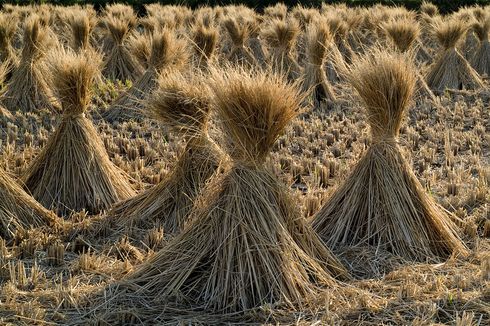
[0,2,489,325]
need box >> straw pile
[102,29,188,122]
[470,16,490,77]
[68,10,94,52]
[1,14,57,112]
[262,18,302,81]
[302,22,336,107]
[312,49,467,262]
[101,15,143,82]
[22,49,135,216]
[108,68,347,317]
[107,72,223,236]
[0,168,58,240]
[426,18,483,92]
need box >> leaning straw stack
[262,18,302,81]
[302,22,336,107]
[107,71,223,236]
[470,15,490,77]
[312,49,467,262]
[22,49,135,216]
[1,14,58,113]
[102,68,347,320]
[426,18,483,92]
[0,168,58,240]
[102,29,188,122]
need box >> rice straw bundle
[0,168,58,240]
[312,49,467,262]
[102,29,188,122]
[325,15,353,64]
[68,10,94,52]
[110,67,347,317]
[420,1,439,17]
[107,72,222,236]
[0,13,18,81]
[22,50,135,216]
[129,33,150,69]
[101,15,143,82]
[223,17,256,67]
[383,19,439,104]
[426,18,483,92]
[470,16,490,77]
[264,3,288,20]
[1,14,57,113]
[191,22,219,69]
[262,18,302,81]
[247,15,267,69]
[302,22,336,107]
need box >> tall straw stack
[223,17,256,67]
[1,14,58,113]
[102,29,188,122]
[108,67,347,317]
[262,18,302,81]
[22,50,135,216]
[312,49,467,262]
[107,72,223,236]
[68,10,94,53]
[302,22,336,107]
[426,18,483,92]
[0,168,58,240]
[101,15,143,82]
[470,16,490,77]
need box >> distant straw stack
[107,71,223,236]
[101,15,143,82]
[1,14,58,112]
[0,168,58,240]
[470,16,490,77]
[191,22,219,69]
[22,49,135,216]
[312,49,468,262]
[223,17,256,67]
[0,13,18,81]
[426,18,483,92]
[102,29,188,122]
[302,22,336,107]
[262,18,302,81]
[105,67,347,319]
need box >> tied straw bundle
[312,49,468,262]
[22,49,135,216]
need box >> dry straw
[191,22,219,69]
[22,49,135,216]
[420,1,439,17]
[470,15,490,77]
[102,29,188,122]
[312,49,468,262]
[302,21,336,107]
[383,18,440,104]
[426,18,483,92]
[110,67,347,317]
[0,13,18,81]
[68,10,94,52]
[101,15,143,82]
[223,17,256,67]
[0,168,58,240]
[107,71,223,236]
[262,18,302,81]
[1,14,58,112]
